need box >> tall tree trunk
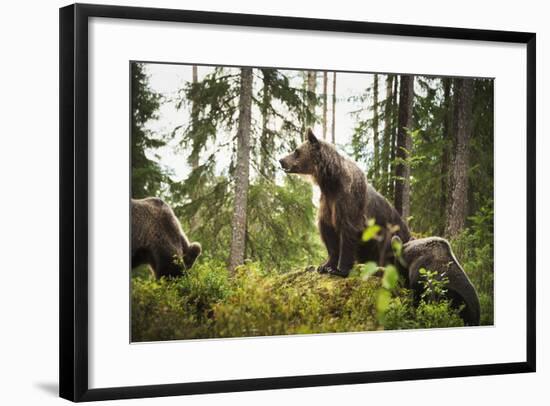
[260,69,273,179]
[229,68,253,273]
[381,75,394,196]
[389,76,399,199]
[439,78,452,235]
[189,65,200,169]
[394,75,414,220]
[307,71,317,128]
[445,78,474,238]
[372,74,380,185]
[322,71,328,140]
[331,72,337,144]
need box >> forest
[131,62,494,342]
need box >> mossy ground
[131,260,466,342]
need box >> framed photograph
[59,3,536,402]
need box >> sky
[142,62,381,182]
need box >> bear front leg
[327,230,358,277]
[318,220,340,274]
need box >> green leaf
[382,265,399,290]
[376,289,391,314]
[391,238,402,258]
[359,262,378,279]
[362,223,381,242]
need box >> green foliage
[381,270,464,330]
[418,268,449,303]
[131,258,468,342]
[451,202,494,325]
[167,67,319,269]
[131,260,232,341]
[131,63,166,198]
[132,264,384,341]
[130,66,494,340]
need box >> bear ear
[307,128,319,145]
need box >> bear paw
[317,263,334,274]
[326,267,350,278]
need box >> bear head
[278,128,321,175]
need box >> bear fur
[131,197,201,278]
[279,129,411,277]
[392,236,481,326]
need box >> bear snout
[279,157,292,172]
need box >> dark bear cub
[392,236,481,326]
[279,129,410,277]
[132,197,202,278]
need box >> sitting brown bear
[392,236,481,326]
[279,129,410,277]
[131,197,201,278]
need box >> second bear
[132,197,201,278]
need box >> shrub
[451,203,494,325]
[132,260,468,342]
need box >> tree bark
[260,69,273,179]
[322,72,328,140]
[394,75,414,220]
[389,76,399,199]
[229,68,253,273]
[190,65,200,169]
[307,71,317,128]
[381,75,393,196]
[331,72,337,144]
[445,78,474,238]
[439,78,452,235]
[372,74,380,184]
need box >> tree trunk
[381,75,393,196]
[439,78,452,235]
[331,72,337,144]
[389,76,399,199]
[307,71,317,128]
[322,72,328,140]
[445,78,474,238]
[394,75,414,220]
[372,74,380,185]
[190,65,200,169]
[229,68,253,273]
[260,69,273,179]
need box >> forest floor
[131,261,479,343]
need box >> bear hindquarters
[444,263,481,326]
[131,197,201,279]
[395,236,481,326]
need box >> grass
[131,260,466,342]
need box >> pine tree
[189,65,200,169]
[445,78,474,238]
[372,74,380,185]
[306,71,317,128]
[131,62,163,198]
[381,74,394,196]
[331,72,337,144]
[229,68,253,272]
[389,76,399,199]
[394,75,414,219]
[322,71,328,140]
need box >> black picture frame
[59,3,536,402]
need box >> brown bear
[279,129,411,277]
[131,197,201,278]
[392,235,481,326]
